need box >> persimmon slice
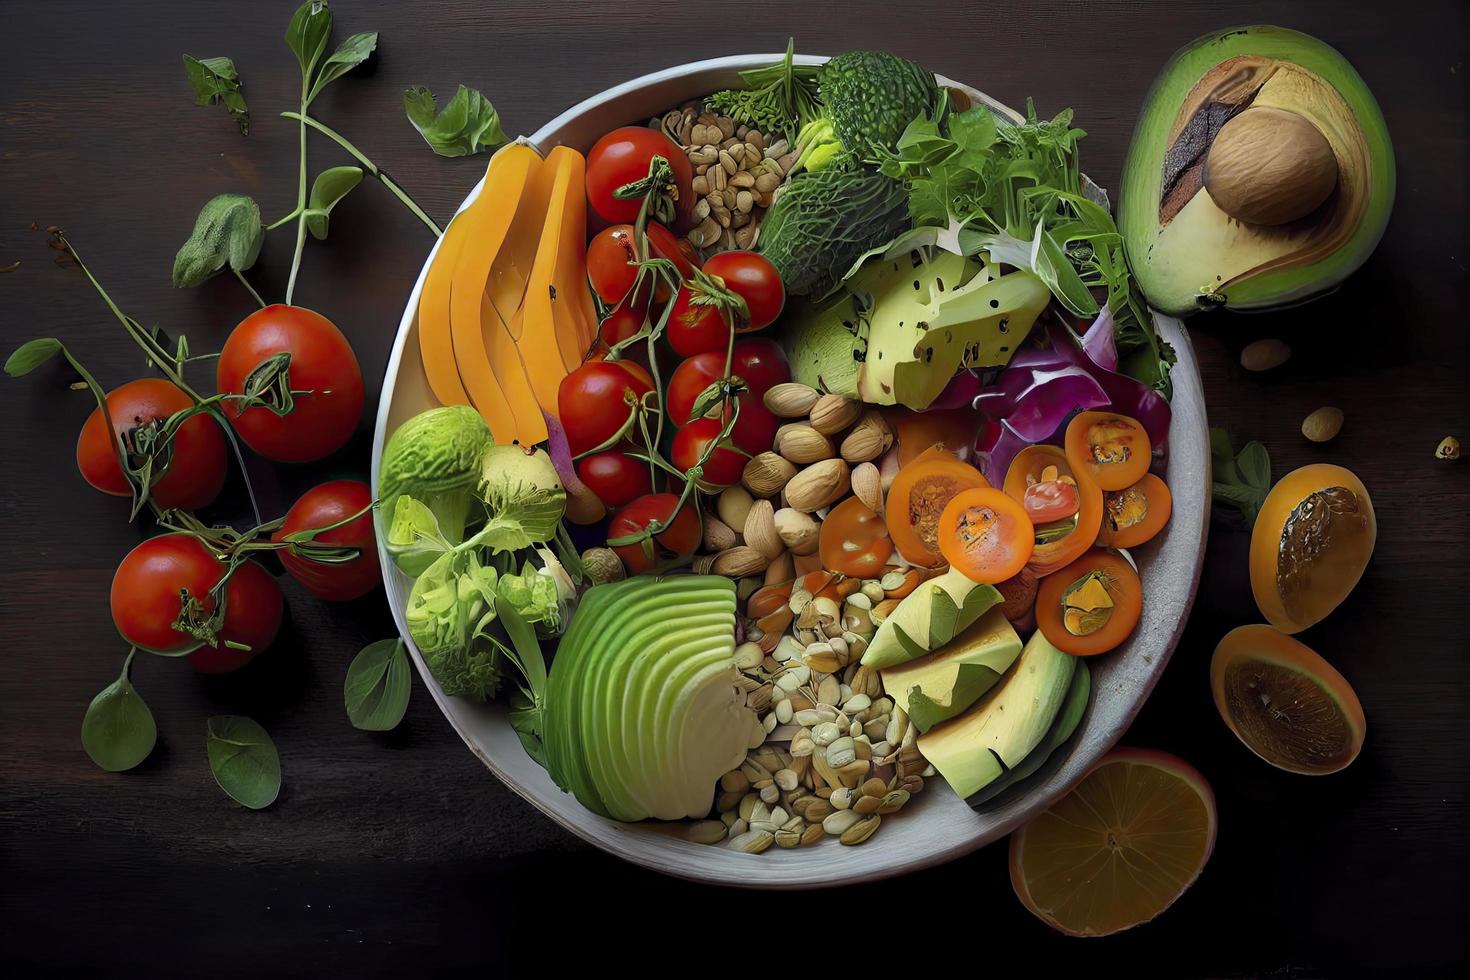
[1211,625,1366,775]
[937,488,1033,584]
[1065,411,1151,491]
[1003,445,1103,577]
[819,497,893,578]
[1037,549,1142,655]
[887,446,988,568]
[1098,473,1172,549]
[884,407,977,466]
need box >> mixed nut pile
[654,103,799,254]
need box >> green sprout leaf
[81,652,156,772]
[4,338,63,377]
[304,165,363,240]
[206,715,281,810]
[172,193,264,288]
[285,1,333,79]
[182,55,249,134]
[403,84,507,158]
[306,31,378,105]
[1210,427,1272,526]
[344,639,411,731]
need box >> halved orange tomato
[819,497,893,578]
[1003,445,1103,577]
[885,407,976,466]
[1065,411,1151,491]
[1098,473,1172,549]
[887,446,988,568]
[937,487,1034,584]
[1037,549,1142,655]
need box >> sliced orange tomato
[1064,411,1151,491]
[937,488,1034,584]
[818,497,893,578]
[1003,445,1103,577]
[885,407,976,466]
[1037,549,1142,656]
[886,446,988,568]
[1099,473,1172,549]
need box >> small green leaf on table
[285,1,333,78]
[1210,426,1272,526]
[4,338,63,377]
[344,639,411,731]
[306,32,378,105]
[206,715,281,810]
[172,193,264,288]
[81,651,156,772]
[182,55,250,134]
[404,84,507,158]
[305,165,364,240]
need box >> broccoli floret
[796,51,937,172]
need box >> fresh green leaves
[4,338,63,377]
[81,651,156,772]
[344,639,412,731]
[705,38,821,136]
[1211,427,1272,525]
[183,55,249,134]
[206,715,281,810]
[307,32,378,104]
[495,597,548,767]
[305,165,363,239]
[286,1,333,78]
[403,84,507,158]
[172,193,264,287]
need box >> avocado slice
[966,658,1090,810]
[860,569,1002,669]
[880,606,1022,733]
[917,630,1077,800]
[1119,26,1394,315]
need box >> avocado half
[1119,26,1394,315]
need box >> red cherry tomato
[76,377,226,510]
[587,225,640,305]
[586,127,695,228]
[608,493,701,575]
[217,305,364,463]
[273,479,380,601]
[728,337,790,395]
[729,394,780,456]
[666,286,729,358]
[1023,479,1080,525]
[110,534,283,673]
[599,293,649,348]
[577,451,653,508]
[671,417,745,488]
[703,251,784,331]
[558,361,653,456]
[665,354,725,426]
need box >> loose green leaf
[172,193,264,288]
[304,165,363,240]
[306,31,378,105]
[285,1,333,78]
[344,639,411,731]
[206,715,281,810]
[81,653,156,772]
[1210,427,1272,526]
[5,338,63,377]
[1209,426,1243,485]
[182,55,250,134]
[1031,224,1097,317]
[403,84,507,158]
[1237,440,1271,491]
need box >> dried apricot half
[887,446,988,568]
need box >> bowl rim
[371,54,1210,888]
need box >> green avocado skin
[966,659,1090,810]
[1119,25,1395,315]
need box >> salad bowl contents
[373,50,1210,886]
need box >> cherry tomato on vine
[727,337,790,395]
[665,354,725,426]
[608,492,701,575]
[667,252,784,357]
[666,287,728,358]
[576,451,653,508]
[558,360,653,456]
[729,394,780,456]
[109,533,283,673]
[599,293,649,348]
[586,127,695,228]
[705,250,784,330]
[217,305,364,463]
[76,377,227,510]
[672,417,745,488]
[273,479,380,601]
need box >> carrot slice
[887,446,988,568]
[416,200,473,407]
[1003,445,1104,577]
[1064,411,1151,491]
[937,487,1034,584]
[1036,549,1142,656]
[1098,473,1172,549]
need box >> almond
[808,393,862,435]
[775,424,836,465]
[702,514,738,552]
[1240,338,1291,372]
[850,462,883,513]
[773,507,820,555]
[743,499,784,560]
[717,485,754,531]
[712,546,770,577]
[742,451,797,498]
[840,410,894,463]
[763,549,794,586]
[764,382,821,418]
[785,459,850,513]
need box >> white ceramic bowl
[372,55,1210,889]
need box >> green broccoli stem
[429,492,474,548]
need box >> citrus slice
[1211,624,1366,774]
[1009,748,1217,937]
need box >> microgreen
[1210,427,1272,525]
[182,55,249,134]
[344,639,412,731]
[403,84,508,158]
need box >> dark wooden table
[3,1,1465,975]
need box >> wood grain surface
[2,1,1466,975]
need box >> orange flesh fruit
[887,446,988,568]
[1003,445,1103,577]
[1098,472,1172,549]
[936,487,1033,584]
[1064,410,1151,491]
[1211,624,1366,775]
[1036,549,1142,656]
[1010,747,1217,937]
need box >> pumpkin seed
[822,809,861,836]
[839,814,881,845]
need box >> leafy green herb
[172,193,264,288]
[494,597,549,768]
[403,84,507,158]
[304,165,363,240]
[705,38,820,137]
[285,0,333,79]
[81,650,156,772]
[1211,427,1272,525]
[306,32,378,105]
[206,715,281,810]
[4,337,63,377]
[344,639,412,731]
[182,55,249,134]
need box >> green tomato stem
[285,92,310,308]
[233,268,267,310]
